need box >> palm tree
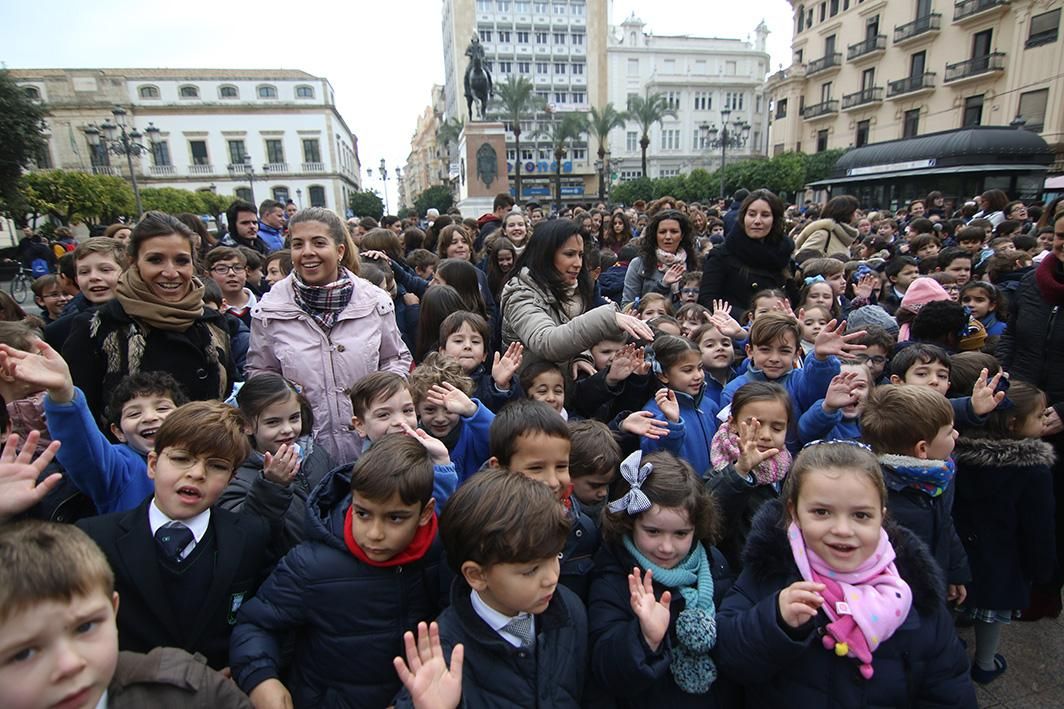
[541,112,589,214]
[626,93,677,178]
[589,104,628,200]
[492,77,543,201]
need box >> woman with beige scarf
[65,212,234,422]
[793,195,861,257]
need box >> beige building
[766,0,1063,171]
[402,85,449,209]
[441,0,608,204]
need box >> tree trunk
[640,135,650,177]
[554,148,564,215]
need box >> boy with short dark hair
[489,400,599,601]
[889,342,1003,428]
[936,247,973,286]
[393,466,585,708]
[205,246,255,326]
[230,434,445,708]
[880,256,919,314]
[567,419,622,520]
[0,520,254,709]
[406,248,440,281]
[861,384,970,603]
[77,401,276,670]
[44,237,127,351]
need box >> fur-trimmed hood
[953,436,1056,469]
[741,500,945,614]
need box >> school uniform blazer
[77,499,275,670]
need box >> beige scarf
[115,267,205,332]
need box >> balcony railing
[302,161,325,173]
[944,52,1005,82]
[847,34,887,60]
[806,52,843,75]
[264,162,288,173]
[91,165,118,176]
[842,87,884,110]
[802,100,839,120]
[954,0,1009,22]
[149,164,176,176]
[887,72,937,97]
[894,13,942,43]
[188,164,214,175]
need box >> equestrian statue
[464,35,493,120]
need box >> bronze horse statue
[464,38,493,120]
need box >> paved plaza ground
[958,614,1064,707]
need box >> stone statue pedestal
[456,122,510,217]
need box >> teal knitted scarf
[623,536,717,694]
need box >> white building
[607,15,772,184]
[12,68,361,213]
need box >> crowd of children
[1,190,1062,709]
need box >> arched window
[139,85,160,99]
[272,186,290,203]
[257,84,278,99]
[309,185,326,207]
[295,85,315,99]
[219,85,239,99]
[178,85,200,99]
[235,187,253,202]
[22,86,41,100]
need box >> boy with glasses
[205,247,255,326]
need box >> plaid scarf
[291,272,354,331]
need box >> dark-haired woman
[64,211,235,421]
[621,209,699,309]
[698,189,795,317]
[792,194,859,257]
[500,219,654,371]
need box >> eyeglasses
[855,354,887,366]
[41,291,68,299]
[162,449,233,476]
[210,265,246,275]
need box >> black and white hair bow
[607,450,654,516]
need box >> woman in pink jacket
[247,207,412,463]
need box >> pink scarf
[788,522,913,680]
[655,247,687,271]
[709,419,792,485]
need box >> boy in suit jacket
[78,401,278,670]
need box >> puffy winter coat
[621,256,673,308]
[588,540,737,708]
[641,385,720,477]
[998,265,1064,413]
[500,267,622,370]
[706,463,780,570]
[793,218,858,257]
[247,271,412,463]
[952,436,1057,610]
[229,467,444,708]
[716,501,977,708]
[560,497,600,603]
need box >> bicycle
[8,265,34,304]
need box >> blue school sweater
[641,384,719,477]
[438,398,495,483]
[720,355,839,417]
[797,398,862,445]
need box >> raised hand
[615,312,656,342]
[629,567,672,652]
[0,339,75,403]
[620,411,671,440]
[426,383,477,418]
[735,418,779,476]
[606,343,639,386]
[571,358,598,380]
[1043,407,1064,437]
[822,371,861,413]
[400,422,451,465]
[262,443,300,486]
[661,263,686,287]
[631,347,651,376]
[708,303,745,340]
[853,274,879,301]
[358,249,389,261]
[654,387,680,423]
[393,621,464,709]
[812,319,867,361]
[970,368,1006,417]
[0,431,62,522]
[491,342,524,390]
[778,580,826,629]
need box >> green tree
[540,112,588,212]
[802,148,848,184]
[20,170,133,225]
[141,187,205,215]
[492,77,543,200]
[349,190,384,220]
[436,117,463,158]
[588,104,628,200]
[0,70,48,218]
[413,185,454,216]
[626,93,677,178]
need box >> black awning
[828,127,1053,180]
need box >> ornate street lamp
[228,155,269,204]
[83,106,160,216]
[379,159,390,214]
[700,108,751,200]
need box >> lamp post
[595,152,612,202]
[83,106,160,216]
[700,108,751,200]
[228,156,269,204]
[296,188,303,207]
[379,159,390,215]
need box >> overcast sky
[1,0,793,197]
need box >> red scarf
[343,505,438,567]
[1035,255,1064,305]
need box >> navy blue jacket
[394,577,587,708]
[952,436,1057,610]
[228,467,445,708]
[599,263,629,304]
[706,463,780,571]
[560,497,600,603]
[716,501,977,708]
[588,540,738,708]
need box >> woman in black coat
[698,189,794,318]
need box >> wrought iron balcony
[842,87,884,110]
[954,0,1009,23]
[802,100,839,120]
[887,72,937,97]
[847,35,887,61]
[894,13,942,44]
[807,52,843,75]
[944,52,1005,83]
